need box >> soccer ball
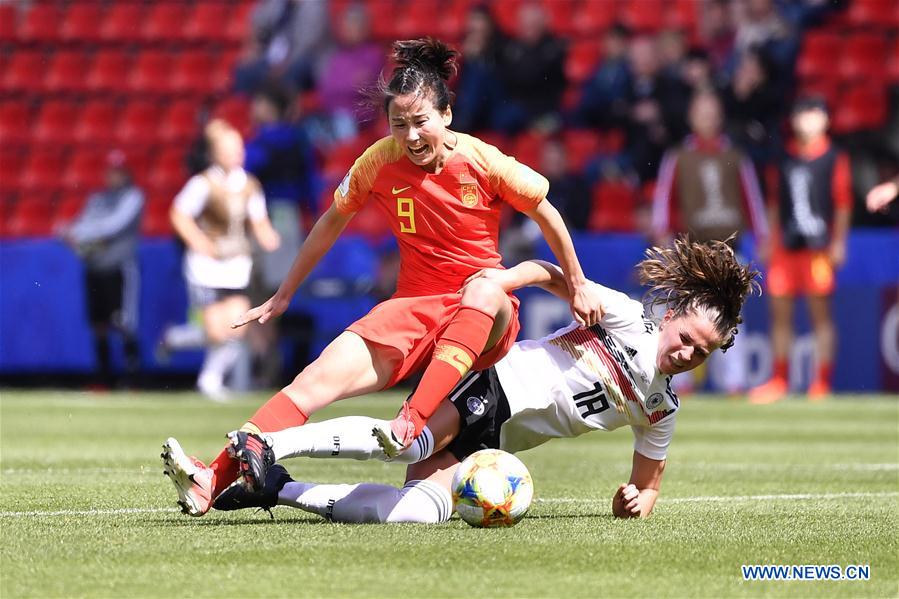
[451,449,533,528]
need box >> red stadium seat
[60,3,105,43]
[565,39,603,84]
[140,2,187,43]
[210,48,240,93]
[224,1,256,43]
[589,179,637,232]
[7,193,57,237]
[436,0,471,41]
[54,190,89,227]
[159,100,202,144]
[3,50,46,95]
[573,0,617,38]
[170,51,215,96]
[562,129,602,172]
[395,0,442,38]
[0,3,18,44]
[127,51,176,95]
[619,0,664,33]
[838,35,887,81]
[832,85,888,133]
[99,3,144,43]
[796,32,842,81]
[141,191,176,237]
[116,101,166,145]
[183,2,232,43]
[61,150,108,195]
[324,139,370,181]
[0,149,26,195]
[86,51,133,94]
[0,101,32,147]
[888,39,899,83]
[212,96,252,138]
[34,100,79,146]
[150,148,190,193]
[73,100,122,145]
[368,0,400,40]
[664,0,698,32]
[492,0,523,36]
[510,131,547,170]
[846,0,895,28]
[44,51,92,95]
[541,0,576,36]
[18,4,61,43]
[20,149,68,195]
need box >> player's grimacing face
[656,309,723,375]
[388,93,452,170]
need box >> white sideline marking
[538,491,899,505]
[2,491,897,518]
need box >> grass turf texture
[1,391,897,598]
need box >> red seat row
[4,48,238,96]
[798,32,899,81]
[5,1,253,45]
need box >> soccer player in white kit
[212,237,760,522]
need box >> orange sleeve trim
[333,137,403,215]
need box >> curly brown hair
[638,236,761,352]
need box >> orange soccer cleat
[748,377,789,405]
[807,379,832,401]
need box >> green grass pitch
[1,391,897,598]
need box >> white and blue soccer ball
[451,449,533,528]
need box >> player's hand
[462,268,518,293]
[612,483,642,518]
[865,181,898,213]
[569,283,604,327]
[231,294,289,328]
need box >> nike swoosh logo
[391,186,411,194]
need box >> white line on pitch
[0,507,175,518]
[538,491,899,504]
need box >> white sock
[163,323,206,350]
[198,340,242,390]
[277,479,452,524]
[265,418,435,464]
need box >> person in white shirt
[212,237,760,522]
[168,120,281,400]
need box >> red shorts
[347,293,521,387]
[767,249,835,297]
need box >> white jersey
[494,283,678,460]
[173,166,268,290]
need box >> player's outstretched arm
[523,200,604,327]
[232,203,353,327]
[612,451,666,518]
[464,260,569,298]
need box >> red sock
[773,358,788,381]
[407,307,496,434]
[815,361,832,385]
[242,391,309,434]
[209,447,239,498]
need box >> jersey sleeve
[475,139,549,212]
[332,137,401,215]
[631,413,675,461]
[173,175,210,217]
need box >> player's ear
[660,309,675,328]
[442,106,452,127]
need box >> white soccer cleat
[161,437,213,517]
[371,419,411,460]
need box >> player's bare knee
[460,278,507,315]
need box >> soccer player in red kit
[161,38,603,517]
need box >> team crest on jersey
[460,183,478,207]
[466,396,486,416]
[645,393,664,410]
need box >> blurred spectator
[61,150,144,388]
[732,0,799,92]
[233,0,330,94]
[167,121,281,400]
[495,1,567,133]
[750,97,852,404]
[722,49,781,166]
[623,35,679,181]
[542,138,591,231]
[452,4,507,133]
[699,0,736,75]
[651,92,768,393]
[575,23,631,130]
[681,48,717,94]
[316,2,385,141]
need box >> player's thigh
[404,449,460,493]
[284,331,402,413]
[807,294,832,325]
[769,295,794,325]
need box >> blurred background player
[60,150,144,389]
[750,97,852,404]
[168,120,281,401]
[866,174,899,214]
[651,91,768,393]
[160,38,603,516]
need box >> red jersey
[333,132,549,297]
